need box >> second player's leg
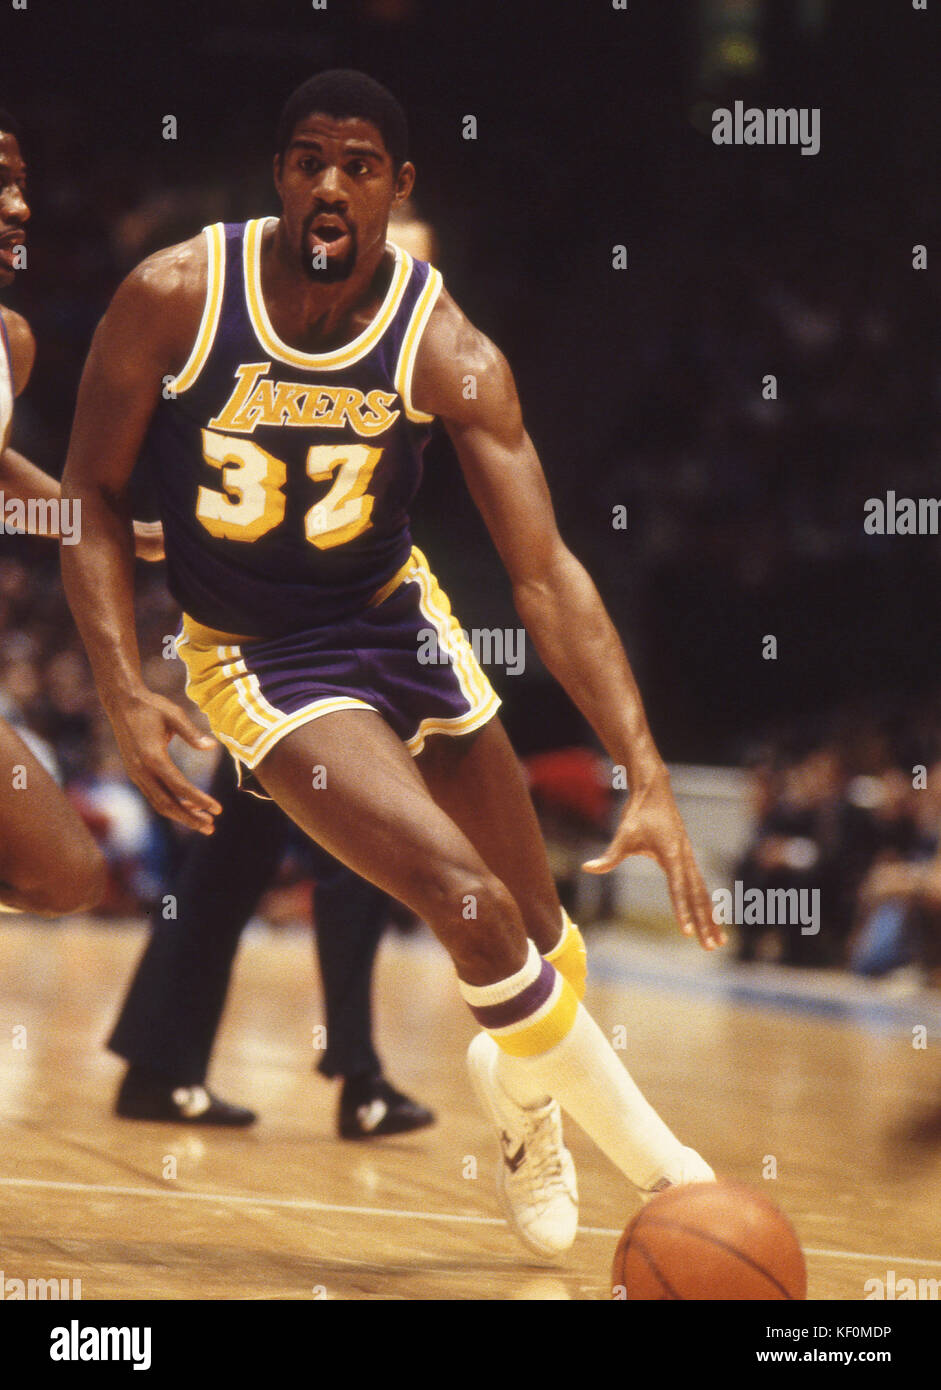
[254,708,528,985]
[0,718,105,915]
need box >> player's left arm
[0,307,164,558]
[412,292,723,950]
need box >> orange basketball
[611,1180,807,1300]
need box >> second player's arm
[1,307,164,556]
[60,247,220,833]
[413,294,723,949]
[0,446,164,556]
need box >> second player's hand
[583,766,726,951]
[109,689,221,834]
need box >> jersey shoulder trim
[242,216,412,372]
[171,223,226,395]
[394,265,443,423]
[0,307,12,383]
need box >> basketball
[611,1181,807,1300]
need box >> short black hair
[0,109,21,140]
[275,70,407,169]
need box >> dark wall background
[3,0,941,763]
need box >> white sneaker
[640,1146,716,1202]
[467,1032,578,1259]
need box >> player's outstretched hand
[132,519,165,562]
[583,765,725,951]
[109,689,221,835]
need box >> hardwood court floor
[1,918,940,1301]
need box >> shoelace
[515,1105,572,1209]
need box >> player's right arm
[60,240,222,834]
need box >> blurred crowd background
[3,0,941,978]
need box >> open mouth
[308,217,351,254]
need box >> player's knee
[23,845,107,916]
[414,863,524,976]
[413,861,506,927]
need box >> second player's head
[273,70,414,284]
[0,110,29,290]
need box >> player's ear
[393,161,416,208]
[273,152,284,197]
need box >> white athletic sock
[497,1002,691,1190]
[490,910,588,1108]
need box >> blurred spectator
[733,723,941,979]
[850,760,941,983]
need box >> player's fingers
[582,820,641,873]
[582,846,619,874]
[662,851,700,941]
[691,860,726,949]
[681,855,724,950]
[679,842,725,948]
[129,739,219,825]
[583,800,653,872]
[162,704,218,757]
[153,757,221,823]
[132,765,215,835]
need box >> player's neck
[261,218,391,353]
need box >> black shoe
[338,1074,435,1139]
[115,1067,257,1126]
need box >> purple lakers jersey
[146,218,443,637]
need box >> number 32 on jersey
[195,428,382,550]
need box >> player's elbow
[511,538,578,608]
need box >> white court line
[2,1175,940,1270]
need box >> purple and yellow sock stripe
[544,910,588,1002]
[459,941,579,1059]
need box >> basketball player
[110,202,439,1136]
[0,109,158,916]
[61,72,725,1258]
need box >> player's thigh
[416,715,562,952]
[254,708,527,972]
[0,719,104,900]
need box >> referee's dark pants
[109,754,386,1084]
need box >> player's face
[0,132,29,289]
[274,114,414,283]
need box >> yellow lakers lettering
[209,363,400,438]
